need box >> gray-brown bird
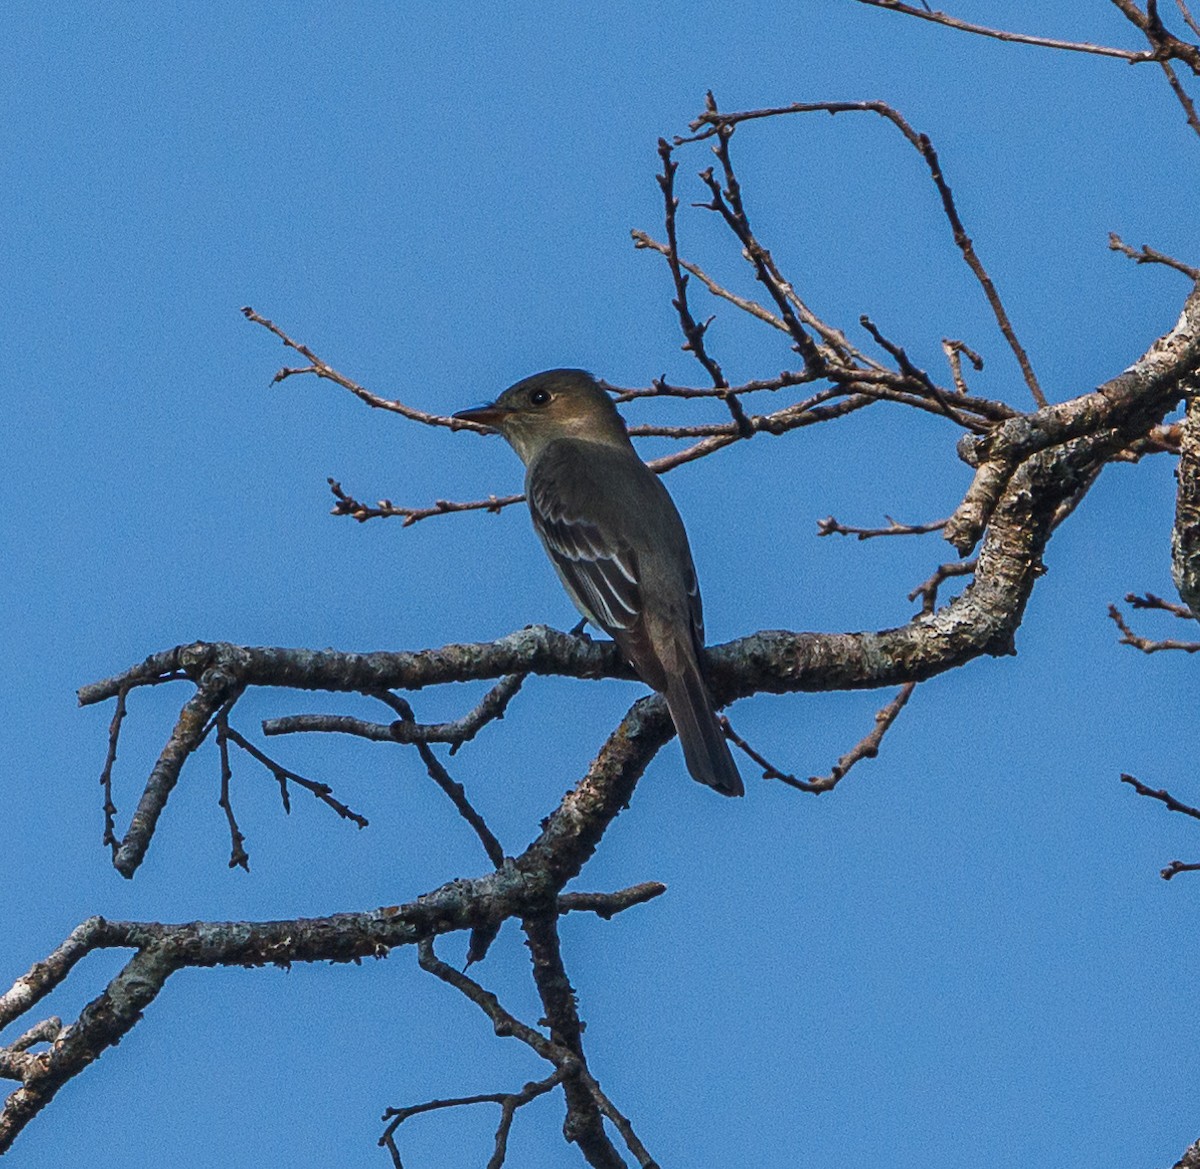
[454,369,743,796]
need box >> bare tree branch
[908,559,978,615]
[1124,591,1199,619]
[215,706,249,870]
[721,683,916,794]
[0,690,673,1152]
[108,669,243,879]
[1108,603,1200,652]
[1178,0,1200,40]
[222,724,369,827]
[854,0,1152,60]
[328,476,524,526]
[556,883,667,919]
[521,914,627,1166]
[943,338,985,396]
[241,307,485,433]
[69,271,1200,887]
[370,690,507,871]
[1162,861,1200,880]
[817,515,948,540]
[1122,773,1200,821]
[1161,59,1200,135]
[379,1070,565,1169]
[683,98,1048,408]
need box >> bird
[454,369,743,796]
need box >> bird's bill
[452,402,508,429]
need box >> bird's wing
[527,463,643,635]
[682,553,703,649]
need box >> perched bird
[454,369,743,796]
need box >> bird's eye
[529,388,551,406]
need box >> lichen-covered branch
[945,284,1200,553]
[1173,394,1200,616]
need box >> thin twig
[804,683,918,792]
[606,371,818,401]
[694,103,827,375]
[1109,232,1200,281]
[817,514,948,540]
[631,229,788,333]
[942,338,985,395]
[223,725,368,828]
[372,692,506,869]
[720,717,804,786]
[416,938,570,1066]
[859,316,977,427]
[1161,860,1200,879]
[1108,0,1200,71]
[557,883,667,919]
[654,138,754,437]
[1160,59,1200,136]
[1121,773,1200,821]
[723,688,919,794]
[99,687,128,858]
[241,307,486,433]
[908,558,978,614]
[1177,0,1200,39]
[262,675,526,755]
[1108,603,1200,652]
[215,708,249,870]
[1106,0,1200,135]
[580,1069,661,1169]
[853,0,1152,60]
[379,1071,564,1169]
[631,230,871,365]
[329,477,524,526]
[1125,591,1199,619]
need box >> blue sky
[4,2,1200,1166]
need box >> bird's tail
[663,646,744,797]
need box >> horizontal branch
[817,515,947,540]
[854,0,1151,60]
[557,882,667,919]
[328,477,523,526]
[1108,603,1200,652]
[1121,773,1200,822]
[1125,591,1198,618]
[1109,232,1200,281]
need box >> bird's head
[453,369,628,464]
